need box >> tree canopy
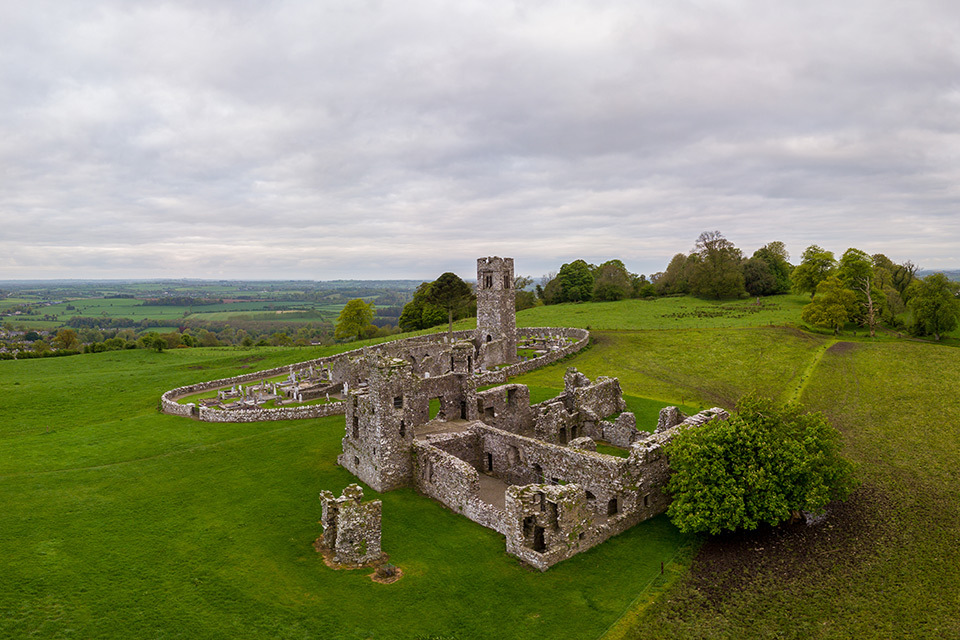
[398,282,447,332]
[652,253,692,295]
[792,245,837,298]
[752,241,792,294]
[555,260,595,302]
[909,273,960,341]
[52,328,80,351]
[666,396,857,535]
[592,260,632,301]
[424,272,474,337]
[335,299,375,341]
[687,231,746,299]
[801,276,856,334]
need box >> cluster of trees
[535,233,791,304]
[334,299,377,341]
[796,247,959,339]
[538,259,654,304]
[399,273,477,333]
[652,232,791,300]
[532,232,958,341]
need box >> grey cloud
[2,0,960,279]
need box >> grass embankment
[0,345,686,639]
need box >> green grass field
[0,344,690,639]
[516,295,810,331]
[3,294,959,638]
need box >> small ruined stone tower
[318,484,383,565]
[338,356,416,493]
[475,256,517,366]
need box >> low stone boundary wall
[197,401,346,422]
[161,327,589,423]
[503,327,589,378]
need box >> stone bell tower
[475,256,517,366]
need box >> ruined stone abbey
[163,257,726,570]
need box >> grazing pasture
[3,295,958,638]
[0,343,689,639]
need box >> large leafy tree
[688,231,746,299]
[792,245,837,298]
[51,328,80,351]
[556,260,595,302]
[592,260,632,301]
[398,282,446,332]
[424,272,474,338]
[653,253,692,295]
[335,299,375,341]
[801,276,856,334]
[743,257,777,297]
[837,248,886,336]
[751,241,792,294]
[909,273,960,341]
[666,396,857,535]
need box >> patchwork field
[2,297,958,638]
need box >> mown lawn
[514,327,828,410]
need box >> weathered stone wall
[597,412,641,448]
[419,372,480,423]
[476,423,638,509]
[412,439,480,513]
[161,327,588,423]
[569,373,627,422]
[338,357,418,492]
[504,483,592,571]
[474,384,533,435]
[429,429,482,469]
[318,484,383,565]
[532,399,579,445]
[198,401,346,423]
[413,434,512,536]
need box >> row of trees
[533,232,958,341]
[535,233,792,304]
[538,259,654,304]
[653,232,791,299]
[798,247,959,339]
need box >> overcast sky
[2,0,959,281]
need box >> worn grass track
[621,339,960,639]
